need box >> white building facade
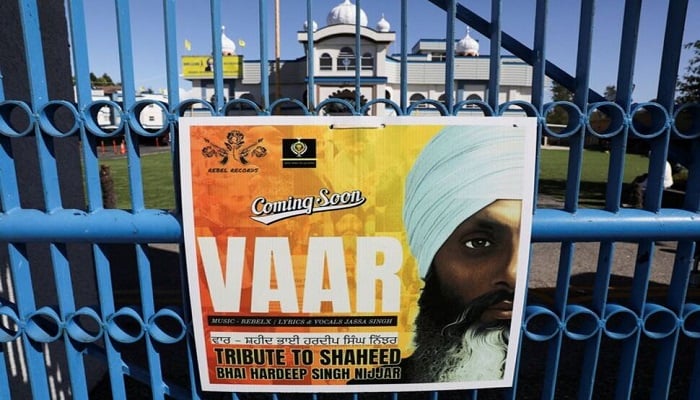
[187,0,539,116]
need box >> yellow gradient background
[190,123,443,385]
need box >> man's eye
[464,238,492,249]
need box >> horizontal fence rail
[0,0,698,399]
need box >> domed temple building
[181,0,538,115]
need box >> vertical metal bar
[400,0,408,114]
[0,138,18,208]
[444,0,456,114]
[114,0,146,211]
[162,4,200,397]
[565,0,594,212]
[529,0,547,204]
[615,0,641,112]
[578,239,612,399]
[650,240,694,399]
[656,1,689,109]
[488,0,501,111]
[113,3,164,396]
[0,334,10,400]
[163,0,180,110]
[579,2,642,398]
[642,3,688,399]
[50,243,88,398]
[616,244,650,399]
[92,245,128,398]
[544,2,597,398]
[656,0,693,312]
[0,103,21,212]
[567,0,593,212]
[163,0,181,208]
[134,244,165,399]
[306,0,315,112]
[163,0,182,212]
[14,4,57,395]
[259,0,270,112]
[570,11,598,400]
[114,0,136,112]
[531,0,547,113]
[540,244,573,399]
[66,0,102,211]
[66,0,93,109]
[18,0,47,106]
[8,243,49,398]
[65,3,129,396]
[210,0,224,113]
[18,0,61,212]
[645,0,688,211]
[512,249,539,400]
[274,0,281,100]
[354,0,362,114]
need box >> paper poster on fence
[179,116,537,392]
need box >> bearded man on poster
[355,126,526,384]
[399,126,525,383]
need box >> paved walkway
[530,194,690,291]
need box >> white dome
[221,26,236,55]
[327,0,368,26]
[303,20,318,32]
[456,28,479,56]
[376,14,390,32]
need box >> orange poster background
[180,117,536,392]
[187,123,443,386]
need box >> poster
[181,55,243,79]
[179,116,537,392]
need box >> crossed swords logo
[202,130,267,165]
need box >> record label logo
[282,138,316,168]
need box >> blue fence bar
[0,0,699,398]
[306,0,315,112]
[487,0,500,112]
[444,0,456,114]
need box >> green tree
[677,40,700,104]
[547,81,574,125]
[90,72,116,87]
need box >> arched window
[240,93,256,102]
[319,53,332,70]
[466,93,482,101]
[409,93,426,108]
[361,52,373,70]
[338,47,355,71]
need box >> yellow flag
[238,39,246,47]
[184,39,192,51]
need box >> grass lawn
[98,148,652,210]
[538,148,650,207]
[99,151,176,210]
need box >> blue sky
[78,0,700,102]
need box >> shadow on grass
[538,179,628,208]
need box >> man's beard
[404,269,512,383]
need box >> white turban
[402,125,526,278]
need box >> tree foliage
[90,72,116,87]
[677,40,700,104]
[547,81,574,125]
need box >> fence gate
[0,0,699,399]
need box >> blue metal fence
[0,0,698,398]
